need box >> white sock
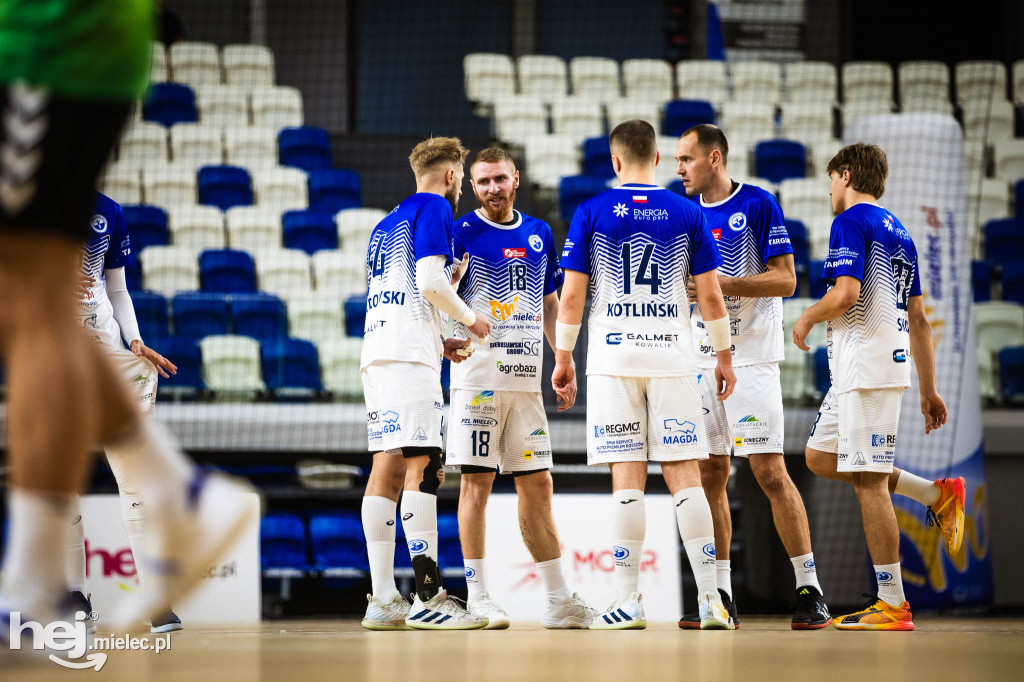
[464,558,486,601]
[400,491,439,564]
[716,559,732,599]
[105,418,194,514]
[790,552,822,593]
[361,496,399,602]
[66,497,86,594]
[536,557,572,603]
[118,493,148,584]
[893,470,939,507]
[674,487,718,598]
[874,562,906,606]
[611,489,646,601]
[2,487,74,617]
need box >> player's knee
[699,456,730,491]
[459,469,493,506]
[851,471,888,495]
[410,451,444,494]
[805,449,832,478]
[514,469,553,500]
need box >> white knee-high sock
[611,489,646,601]
[104,418,193,516]
[674,487,718,598]
[106,442,152,585]
[362,496,399,602]
[66,497,87,594]
[401,491,440,598]
[2,487,74,617]
[716,560,732,599]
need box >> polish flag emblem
[632,196,647,203]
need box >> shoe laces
[926,507,939,528]
[434,594,472,617]
[858,593,883,611]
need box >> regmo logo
[612,546,629,561]
[408,539,428,554]
[702,543,716,558]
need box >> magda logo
[489,296,519,321]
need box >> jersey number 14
[621,242,661,294]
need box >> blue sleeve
[414,197,454,263]
[822,217,866,283]
[104,204,132,270]
[689,206,723,276]
[543,225,564,295]
[560,204,591,276]
[759,194,793,262]
[909,243,922,297]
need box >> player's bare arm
[544,291,576,411]
[686,254,796,302]
[693,268,736,400]
[907,295,947,434]
[552,270,587,411]
[792,275,861,351]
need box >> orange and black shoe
[832,595,914,631]
[928,476,966,556]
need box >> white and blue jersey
[78,192,132,348]
[361,193,454,371]
[692,182,793,368]
[822,202,922,394]
[451,209,563,392]
[561,183,722,377]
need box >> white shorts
[362,361,444,452]
[447,390,552,474]
[699,362,784,457]
[586,374,709,465]
[806,386,905,474]
[107,345,158,414]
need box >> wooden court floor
[10,617,1024,681]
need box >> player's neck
[415,179,449,197]
[616,168,656,186]
[700,171,734,204]
[479,206,515,225]
[843,189,879,210]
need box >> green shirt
[0,0,153,101]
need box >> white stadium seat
[168,204,225,250]
[334,207,386,252]
[961,98,1015,142]
[840,98,894,132]
[976,302,1024,400]
[200,335,265,396]
[719,102,775,143]
[142,163,197,206]
[731,61,783,104]
[524,134,580,189]
[805,137,843,177]
[251,86,304,128]
[551,97,605,143]
[842,61,894,103]
[569,57,621,101]
[252,167,308,211]
[963,140,989,180]
[169,41,221,86]
[995,140,1024,185]
[312,249,366,297]
[1014,60,1024,105]
[100,164,142,205]
[194,84,250,127]
[655,135,681,188]
[780,101,834,142]
[785,61,838,103]
[119,122,168,162]
[318,337,364,398]
[967,178,1011,257]
[676,60,728,109]
[955,60,1007,104]
[493,96,548,146]
[150,42,168,83]
[222,44,275,87]
[897,60,950,103]
[606,99,664,132]
[226,206,283,251]
[463,53,516,105]
[254,248,313,296]
[622,59,674,101]
[517,55,569,103]
[224,127,279,167]
[140,245,200,296]
[169,123,223,169]
[286,294,345,344]
[900,97,954,115]
[779,178,832,221]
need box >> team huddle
[358,121,967,632]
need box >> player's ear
[654,150,660,167]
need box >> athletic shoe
[468,591,510,630]
[832,595,914,631]
[541,593,599,629]
[698,590,735,630]
[362,593,412,630]
[588,592,646,630]
[110,471,259,631]
[928,476,966,556]
[406,590,488,630]
[69,591,97,634]
[149,608,183,633]
[791,586,832,630]
[678,588,740,629]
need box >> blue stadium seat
[436,513,464,578]
[261,513,310,577]
[973,260,992,302]
[142,83,198,127]
[278,127,332,172]
[754,140,806,183]
[125,258,142,292]
[123,205,170,252]
[559,175,608,224]
[786,219,810,275]
[663,99,716,137]
[282,210,338,254]
[983,218,1024,267]
[197,165,253,211]
[309,512,369,578]
[132,291,169,339]
[149,336,203,397]
[198,249,257,294]
[999,347,1024,400]
[582,136,614,179]
[344,294,366,337]
[1016,180,1024,220]
[261,337,322,395]
[808,259,828,299]
[232,293,287,342]
[812,346,830,397]
[1003,262,1024,305]
[171,292,230,339]
[308,169,362,214]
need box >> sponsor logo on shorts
[871,434,897,447]
[662,419,698,445]
[593,422,641,438]
[461,417,498,427]
[735,436,770,447]
[524,450,533,460]
[738,414,759,423]
[893,349,908,363]
[852,452,867,466]
[876,571,893,582]
[470,391,494,406]
[530,428,547,436]
[702,543,716,558]
[529,235,544,252]
[495,361,537,377]
[407,539,428,554]
[382,411,399,423]
[503,247,527,258]
[367,411,379,421]
[612,546,629,562]
[413,428,427,441]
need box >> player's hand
[920,390,948,434]
[553,361,577,412]
[686,275,697,304]
[714,360,736,401]
[792,313,813,351]
[443,337,473,363]
[451,251,469,287]
[467,314,491,341]
[130,340,177,378]
[79,272,95,296]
